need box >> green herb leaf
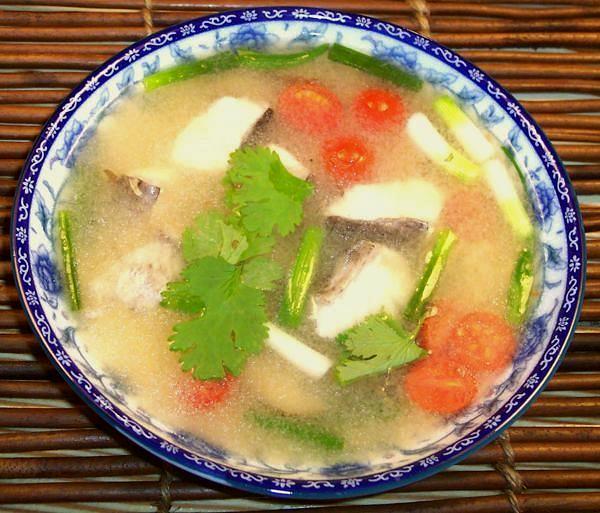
[160,281,205,314]
[182,212,248,265]
[225,147,313,237]
[241,257,283,290]
[335,313,427,385]
[168,256,268,379]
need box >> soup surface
[56,46,537,469]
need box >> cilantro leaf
[160,281,205,314]
[183,212,248,265]
[335,314,427,385]
[225,147,313,237]
[241,257,283,290]
[168,256,268,379]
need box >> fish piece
[267,143,310,180]
[326,179,444,225]
[312,243,414,338]
[318,240,376,304]
[326,216,428,248]
[242,108,274,147]
[91,240,182,311]
[104,169,161,205]
[172,96,269,172]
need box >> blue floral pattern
[11,7,585,500]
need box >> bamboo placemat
[1,1,600,512]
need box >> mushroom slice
[312,242,414,339]
[326,216,428,248]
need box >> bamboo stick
[0,52,108,70]
[526,396,600,417]
[522,100,600,115]
[572,328,600,351]
[462,50,600,65]
[481,62,600,81]
[0,333,38,353]
[0,479,233,505]
[0,141,31,160]
[0,71,85,89]
[587,238,600,259]
[532,114,600,131]
[8,1,600,19]
[573,180,600,195]
[0,359,56,380]
[553,144,600,162]
[0,309,29,328]
[0,428,118,453]
[0,407,95,428]
[0,125,40,140]
[547,129,600,144]
[559,352,600,372]
[0,106,53,124]
[499,78,600,95]
[547,373,600,391]
[0,455,157,479]
[0,380,72,399]
[509,426,600,443]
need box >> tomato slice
[404,357,478,415]
[177,373,236,410]
[449,312,517,373]
[353,88,405,130]
[418,300,461,355]
[441,189,498,241]
[278,81,343,134]
[322,136,373,186]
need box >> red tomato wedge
[404,358,478,415]
[418,300,461,354]
[322,136,373,186]
[353,88,405,130]
[441,189,498,241]
[177,373,236,410]
[278,81,342,134]
[450,312,517,373]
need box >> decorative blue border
[10,7,586,500]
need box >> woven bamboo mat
[1,1,600,512]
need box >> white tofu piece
[326,179,444,225]
[172,96,268,172]
[312,245,414,339]
[266,323,332,379]
[268,143,310,180]
[91,240,182,311]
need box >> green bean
[237,43,329,69]
[507,247,534,325]
[404,229,457,324]
[143,52,239,91]
[279,226,324,328]
[249,410,344,451]
[328,43,423,91]
[58,211,81,311]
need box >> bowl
[11,6,586,499]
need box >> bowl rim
[10,5,587,500]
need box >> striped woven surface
[1,1,600,512]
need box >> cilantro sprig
[161,147,313,380]
[335,314,427,385]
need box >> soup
[55,43,537,468]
